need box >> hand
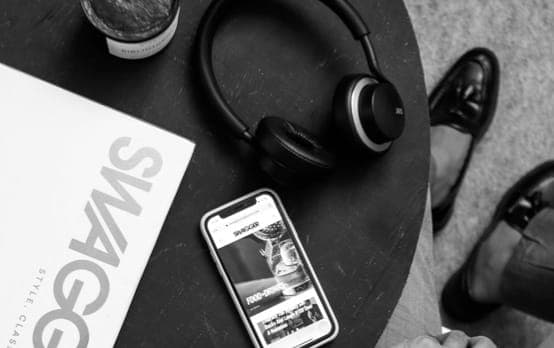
[391,331,496,348]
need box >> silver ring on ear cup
[350,77,392,153]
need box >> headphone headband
[197,0,384,142]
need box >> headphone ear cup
[254,117,336,184]
[334,74,405,153]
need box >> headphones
[197,0,405,185]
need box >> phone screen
[204,192,336,348]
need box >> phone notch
[219,196,257,218]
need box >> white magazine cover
[0,63,195,348]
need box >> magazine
[0,64,195,348]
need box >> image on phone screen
[204,192,337,348]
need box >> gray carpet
[404,0,554,347]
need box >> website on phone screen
[209,194,333,348]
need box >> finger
[390,340,409,348]
[389,338,412,348]
[390,336,442,348]
[409,335,442,348]
[440,330,470,348]
[469,336,497,348]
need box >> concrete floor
[405,0,554,347]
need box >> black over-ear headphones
[197,0,405,185]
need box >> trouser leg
[376,191,442,347]
[500,208,554,322]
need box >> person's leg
[376,191,442,347]
[430,126,471,207]
[376,46,505,346]
[443,162,554,322]
[466,221,521,303]
[377,47,499,346]
[429,48,500,232]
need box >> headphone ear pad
[254,117,336,184]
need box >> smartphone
[201,189,339,348]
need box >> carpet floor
[404,0,554,347]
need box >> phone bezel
[200,188,339,348]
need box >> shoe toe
[430,48,499,139]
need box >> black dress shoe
[430,47,500,232]
[441,161,554,322]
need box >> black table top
[0,0,430,346]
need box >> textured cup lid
[80,0,178,41]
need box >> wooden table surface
[0,0,430,346]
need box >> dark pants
[376,192,554,347]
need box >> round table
[0,0,430,346]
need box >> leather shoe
[430,47,500,232]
